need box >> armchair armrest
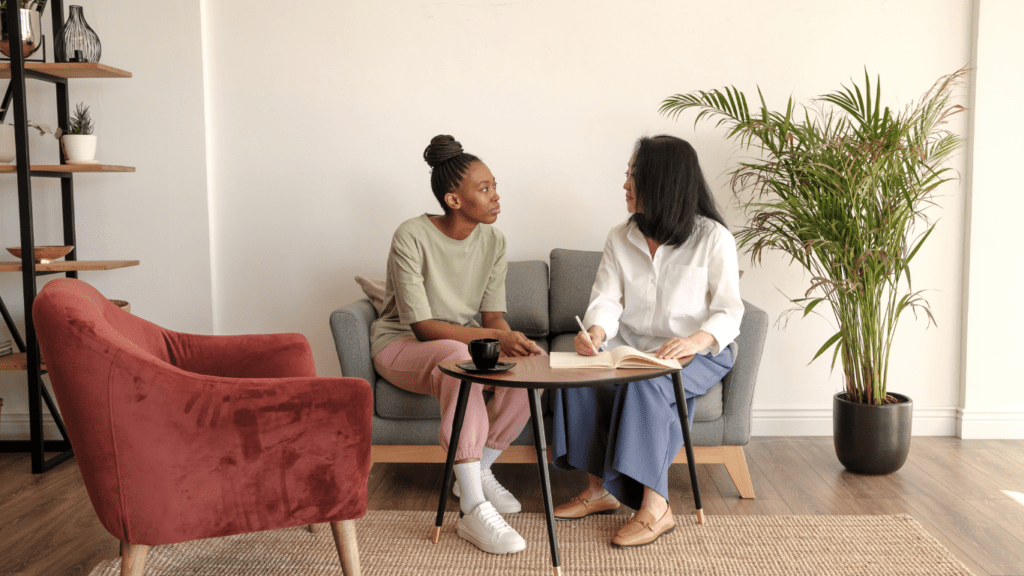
[720,299,769,445]
[166,331,317,379]
[329,299,378,385]
[109,361,373,545]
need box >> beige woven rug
[88,510,973,575]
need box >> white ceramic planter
[61,134,97,164]
[0,125,15,164]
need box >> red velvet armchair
[32,278,373,576]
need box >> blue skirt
[552,348,734,510]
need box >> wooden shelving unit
[0,4,135,472]
[0,62,131,79]
[0,353,46,372]
[0,260,139,272]
[0,164,135,174]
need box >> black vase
[54,5,100,63]
[833,392,913,474]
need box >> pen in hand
[575,315,600,355]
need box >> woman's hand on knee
[655,331,714,360]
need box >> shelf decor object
[0,6,42,59]
[54,4,98,63]
[6,244,73,263]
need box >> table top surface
[438,354,684,389]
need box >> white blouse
[583,217,744,357]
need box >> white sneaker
[453,468,522,514]
[457,501,526,555]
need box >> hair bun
[423,135,464,168]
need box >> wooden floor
[2,437,1022,576]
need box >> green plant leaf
[812,331,843,363]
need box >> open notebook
[549,346,681,370]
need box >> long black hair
[629,135,726,247]
[423,135,480,213]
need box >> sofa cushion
[376,377,440,420]
[549,248,602,334]
[504,260,549,338]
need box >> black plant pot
[833,392,913,474]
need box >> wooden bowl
[109,299,131,313]
[6,245,74,264]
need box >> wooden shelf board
[0,62,131,79]
[0,353,45,371]
[0,164,135,174]
[0,259,139,272]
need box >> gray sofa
[330,248,768,498]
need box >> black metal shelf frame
[0,0,79,473]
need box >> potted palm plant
[660,68,967,474]
[61,103,96,164]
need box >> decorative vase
[0,125,15,163]
[54,5,100,63]
[833,392,913,474]
[0,7,43,58]
[61,134,96,163]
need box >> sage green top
[370,214,507,358]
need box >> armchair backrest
[32,277,173,541]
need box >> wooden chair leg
[307,523,321,533]
[120,543,149,576]
[723,445,756,499]
[330,520,361,576]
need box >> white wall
[959,0,1024,439]
[202,0,976,436]
[0,1,213,439]
[8,0,1015,440]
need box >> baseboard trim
[751,405,959,436]
[0,413,64,441]
[956,408,1024,439]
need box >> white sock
[454,461,486,514]
[480,447,502,470]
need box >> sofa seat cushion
[376,378,439,420]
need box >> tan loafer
[553,491,621,520]
[611,506,675,548]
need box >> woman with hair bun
[551,135,744,549]
[370,135,542,555]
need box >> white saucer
[66,159,99,165]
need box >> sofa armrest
[720,299,769,445]
[329,299,378,386]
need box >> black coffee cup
[468,338,501,370]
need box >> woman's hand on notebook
[574,325,606,356]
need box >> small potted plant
[61,103,96,164]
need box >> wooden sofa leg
[307,523,321,533]
[723,446,756,499]
[331,520,361,576]
[120,543,149,576]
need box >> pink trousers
[373,337,533,461]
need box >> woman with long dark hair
[371,135,543,555]
[551,135,744,548]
